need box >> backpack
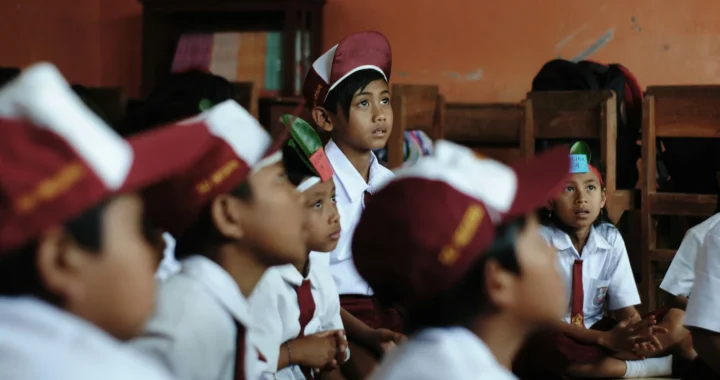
[531,59,665,190]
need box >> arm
[661,289,688,311]
[606,231,642,312]
[551,320,606,346]
[340,308,375,346]
[690,328,720,374]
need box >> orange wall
[2,0,720,102]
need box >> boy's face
[240,162,307,266]
[60,194,158,341]
[501,214,566,324]
[302,178,341,253]
[550,171,606,229]
[327,79,393,152]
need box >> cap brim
[504,146,570,218]
[121,123,214,193]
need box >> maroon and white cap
[0,63,215,253]
[302,31,392,108]
[352,141,570,309]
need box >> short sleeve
[660,230,700,297]
[247,271,287,375]
[606,230,641,310]
[685,232,720,332]
[128,277,236,380]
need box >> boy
[128,99,308,380]
[351,141,572,379]
[250,115,349,379]
[684,219,720,377]
[304,30,404,378]
[0,63,213,378]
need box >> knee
[661,308,690,341]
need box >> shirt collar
[273,259,320,289]
[550,225,612,255]
[181,255,252,325]
[325,139,392,203]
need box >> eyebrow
[583,179,598,184]
[357,89,390,97]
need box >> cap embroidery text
[196,159,240,195]
[15,162,86,214]
[438,204,485,266]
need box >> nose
[328,205,340,225]
[373,106,387,123]
[574,190,588,204]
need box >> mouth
[329,229,342,240]
[371,127,388,137]
[574,209,591,218]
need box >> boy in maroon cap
[304,30,404,379]
[351,141,571,379]
[0,63,214,379]
[128,99,308,380]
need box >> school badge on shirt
[593,286,608,306]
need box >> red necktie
[296,280,316,379]
[571,259,585,328]
[234,323,246,380]
[363,190,371,206]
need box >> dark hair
[403,216,526,333]
[323,69,387,117]
[282,143,316,187]
[71,85,114,127]
[0,203,105,300]
[539,159,613,229]
[0,67,20,88]
[122,70,235,136]
[174,182,253,258]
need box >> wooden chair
[387,84,445,169]
[444,102,526,163]
[524,90,634,224]
[640,85,720,311]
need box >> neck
[469,312,531,370]
[293,254,310,277]
[334,139,372,182]
[215,243,267,298]
[569,226,592,254]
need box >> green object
[569,141,592,161]
[198,98,214,112]
[281,114,323,175]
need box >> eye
[312,200,323,209]
[565,186,574,192]
[275,171,288,183]
[381,97,390,105]
[331,194,337,203]
[588,184,596,191]
[359,99,369,107]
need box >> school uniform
[660,213,720,297]
[370,327,516,380]
[0,297,174,380]
[685,224,720,377]
[156,232,181,282]
[514,224,644,376]
[349,141,571,380]
[130,255,264,380]
[323,139,404,331]
[250,252,348,379]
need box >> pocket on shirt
[590,278,610,307]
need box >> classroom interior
[3,1,720,378]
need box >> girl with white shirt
[250,116,349,379]
[514,142,693,379]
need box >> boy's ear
[36,227,86,300]
[600,188,607,209]
[311,107,334,133]
[210,194,245,240]
[546,200,555,211]
[483,259,516,310]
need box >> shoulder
[595,223,624,248]
[537,225,557,242]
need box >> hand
[370,328,406,355]
[333,330,349,364]
[292,331,339,370]
[599,317,667,356]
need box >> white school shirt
[660,213,720,297]
[0,297,173,380]
[323,140,395,296]
[129,255,264,380]
[370,327,517,380]
[685,224,720,333]
[156,232,181,282]
[250,252,348,379]
[540,224,641,328]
